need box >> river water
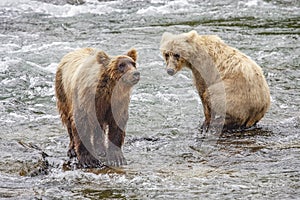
[0,0,299,199]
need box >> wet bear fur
[55,48,139,168]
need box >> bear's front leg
[92,125,107,160]
[106,125,127,167]
[75,142,104,168]
[106,143,127,167]
[200,89,212,133]
[201,105,212,133]
[72,125,104,168]
[201,120,210,133]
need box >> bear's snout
[131,71,140,84]
[167,68,175,76]
[122,70,140,85]
[133,71,140,81]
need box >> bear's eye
[118,63,126,72]
[164,53,169,60]
[132,62,137,68]
[174,53,180,60]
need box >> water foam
[0,0,121,18]
[137,0,197,15]
[243,0,269,7]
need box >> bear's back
[200,36,265,80]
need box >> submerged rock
[67,0,85,5]
[19,158,49,177]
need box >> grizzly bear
[160,30,270,132]
[55,48,140,168]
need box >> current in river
[0,0,299,199]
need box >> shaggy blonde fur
[160,30,270,131]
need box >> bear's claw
[201,121,210,133]
[78,152,104,168]
[105,149,127,167]
[67,148,77,158]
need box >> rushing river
[0,0,299,199]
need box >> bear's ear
[96,51,110,66]
[126,48,137,62]
[186,30,198,41]
[161,32,173,43]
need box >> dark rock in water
[67,0,85,5]
[19,158,49,177]
[34,0,85,5]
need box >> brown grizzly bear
[55,48,140,168]
[160,30,270,132]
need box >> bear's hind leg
[66,119,77,158]
[222,114,246,132]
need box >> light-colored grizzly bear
[160,30,270,132]
[55,48,140,168]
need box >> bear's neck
[97,74,131,101]
[186,37,227,88]
[188,57,221,90]
[189,66,208,97]
[95,74,131,126]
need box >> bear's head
[160,30,198,76]
[97,49,140,86]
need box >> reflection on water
[0,0,299,199]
